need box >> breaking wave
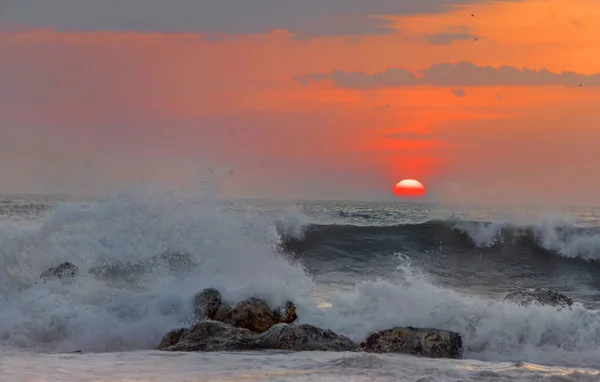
[279,218,600,262]
[0,187,600,367]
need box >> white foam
[0,186,314,352]
[299,256,600,367]
[453,215,600,261]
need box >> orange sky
[1,0,599,204]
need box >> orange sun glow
[393,179,427,198]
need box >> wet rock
[157,328,188,350]
[213,305,232,322]
[191,289,298,331]
[224,297,281,333]
[255,323,358,351]
[158,321,256,352]
[158,321,358,352]
[274,301,298,324]
[39,262,79,283]
[193,288,223,320]
[504,288,573,309]
[360,327,463,359]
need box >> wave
[278,218,600,262]
[1,187,600,367]
[303,257,600,367]
[0,187,314,352]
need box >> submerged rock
[158,321,256,352]
[39,262,79,283]
[193,288,223,320]
[503,288,573,309]
[87,252,194,285]
[153,251,194,274]
[87,262,147,284]
[255,323,358,351]
[360,327,463,359]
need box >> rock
[504,288,573,309]
[158,321,256,352]
[158,321,358,352]
[274,301,298,324]
[213,305,232,322]
[360,327,463,359]
[191,289,298,331]
[157,328,188,350]
[255,323,358,351]
[39,262,79,282]
[193,288,223,320]
[224,297,280,333]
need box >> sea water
[1,188,600,381]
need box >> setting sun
[394,179,427,198]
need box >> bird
[471,14,475,18]
[474,37,478,42]
[579,84,583,87]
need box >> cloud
[1,0,520,38]
[296,68,419,88]
[426,32,476,45]
[296,61,600,88]
[291,14,399,40]
[451,88,466,97]
[425,26,477,45]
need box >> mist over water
[1,185,600,379]
[0,187,314,352]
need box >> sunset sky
[1,0,599,205]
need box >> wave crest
[279,218,600,261]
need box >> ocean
[1,188,600,381]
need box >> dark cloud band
[2,0,521,38]
[296,62,600,88]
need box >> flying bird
[579,84,583,87]
[471,14,475,18]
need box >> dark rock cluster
[158,287,464,359]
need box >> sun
[393,179,426,198]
